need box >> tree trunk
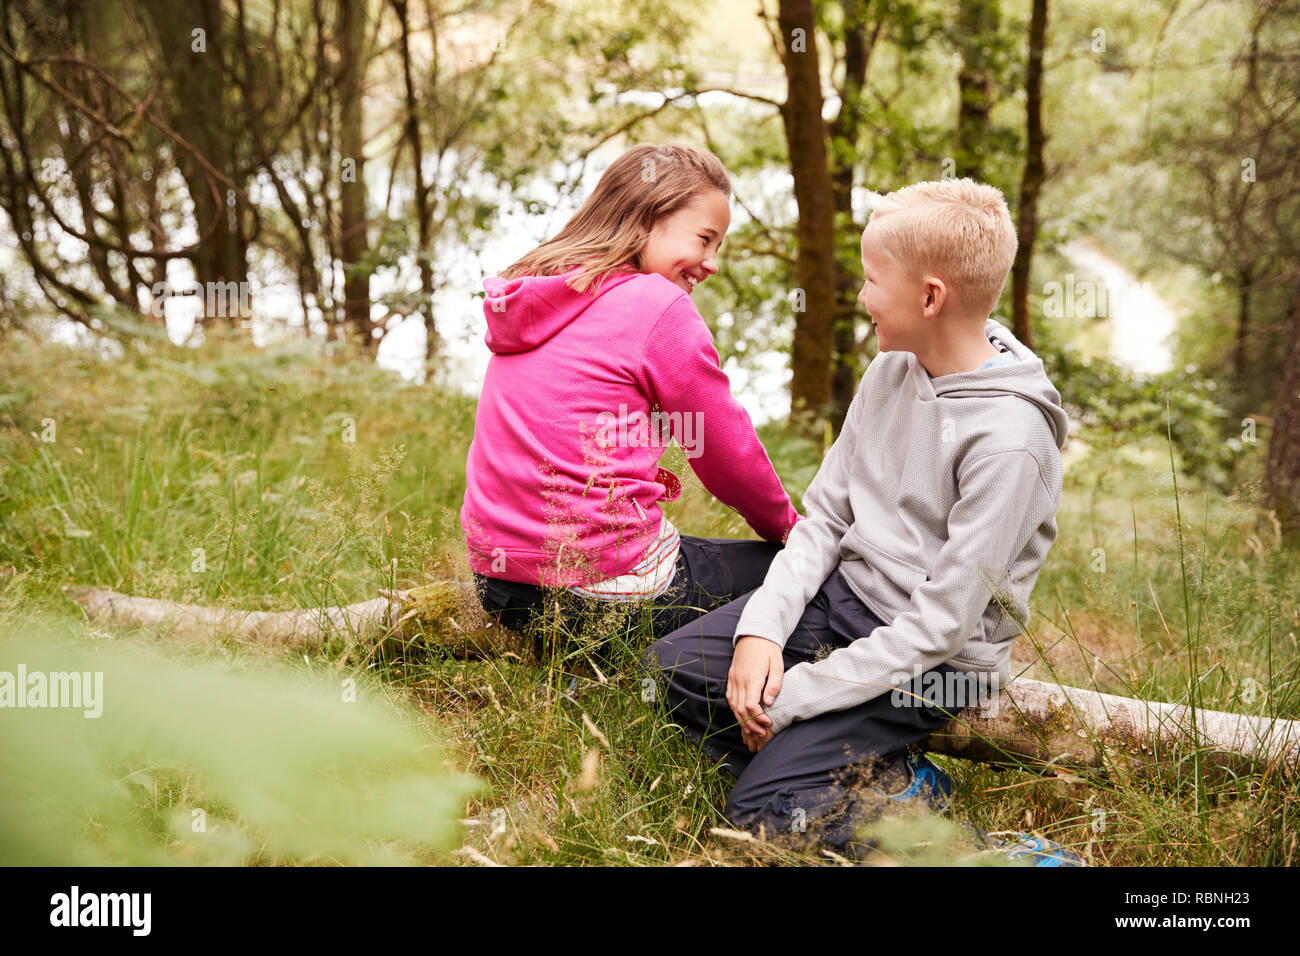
[955,0,999,182]
[338,0,372,349]
[142,0,249,326]
[65,581,1300,781]
[1010,0,1047,348]
[778,0,838,430]
[1265,281,1300,537]
[394,0,432,299]
[827,0,876,435]
[1233,267,1252,385]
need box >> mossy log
[61,580,531,659]
[920,680,1300,781]
[64,581,1300,778]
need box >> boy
[645,178,1070,859]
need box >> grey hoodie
[736,319,1070,736]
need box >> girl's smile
[638,188,731,296]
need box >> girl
[461,142,801,643]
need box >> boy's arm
[725,379,868,751]
[761,448,1049,736]
[638,296,799,542]
[729,379,870,649]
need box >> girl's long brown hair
[500,143,732,295]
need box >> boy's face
[640,188,730,298]
[858,224,927,354]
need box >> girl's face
[639,188,730,297]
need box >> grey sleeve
[732,381,869,648]
[763,448,1047,735]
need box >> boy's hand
[727,636,784,752]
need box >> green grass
[2,327,1297,866]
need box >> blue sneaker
[971,827,1086,867]
[874,752,953,813]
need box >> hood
[925,319,1071,450]
[482,266,642,354]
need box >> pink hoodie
[460,265,800,587]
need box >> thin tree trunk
[1266,281,1300,537]
[394,0,432,299]
[338,0,372,349]
[778,0,838,430]
[828,0,877,435]
[955,0,999,182]
[1010,0,1047,348]
[1234,267,1252,384]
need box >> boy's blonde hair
[501,143,732,295]
[864,178,1018,318]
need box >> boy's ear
[922,275,948,317]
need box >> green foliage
[1040,341,1246,493]
[0,614,480,865]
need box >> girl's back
[462,263,795,588]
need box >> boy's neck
[915,318,1000,378]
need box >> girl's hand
[727,636,784,752]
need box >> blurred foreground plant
[0,615,480,865]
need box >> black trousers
[472,535,784,645]
[645,567,971,860]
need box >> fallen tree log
[63,581,1300,780]
[919,681,1300,782]
[64,586,409,650]
[61,581,533,659]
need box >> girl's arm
[637,295,800,542]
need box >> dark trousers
[645,567,969,860]
[473,535,784,646]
